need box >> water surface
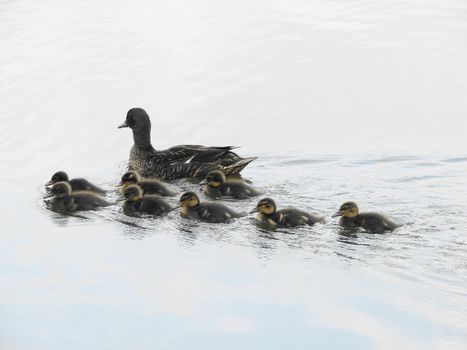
[1,0,467,349]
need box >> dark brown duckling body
[46,171,106,194]
[118,108,256,180]
[178,192,243,223]
[333,202,399,233]
[120,171,176,197]
[45,182,110,212]
[203,170,261,199]
[251,198,324,228]
[123,185,172,217]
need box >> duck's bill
[198,179,207,185]
[331,211,342,218]
[45,180,54,186]
[43,193,54,199]
[170,204,181,211]
[118,121,128,129]
[249,208,259,214]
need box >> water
[1,0,467,349]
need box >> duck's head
[179,192,200,208]
[333,201,359,218]
[119,108,151,130]
[123,184,143,202]
[46,181,72,198]
[250,197,277,216]
[121,171,140,186]
[119,108,152,147]
[46,171,69,186]
[204,170,226,188]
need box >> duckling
[118,108,256,180]
[120,171,176,197]
[332,201,399,233]
[177,192,242,223]
[122,184,172,217]
[44,181,110,212]
[250,198,324,228]
[46,171,106,194]
[201,170,261,199]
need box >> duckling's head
[123,184,143,202]
[205,170,226,188]
[46,171,69,186]
[179,192,200,208]
[121,171,140,185]
[333,201,359,218]
[50,181,72,198]
[250,197,277,216]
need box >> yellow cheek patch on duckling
[259,205,275,215]
[180,197,199,210]
[189,197,199,207]
[342,208,358,218]
[208,181,222,188]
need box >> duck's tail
[222,157,257,176]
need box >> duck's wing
[149,145,237,164]
[189,146,238,163]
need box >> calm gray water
[1,0,467,349]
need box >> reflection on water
[2,154,466,349]
[1,0,467,348]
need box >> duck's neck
[132,128,153,149]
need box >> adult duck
[118,108,256,180]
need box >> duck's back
[138,195,172,215]
[69,178,106,194]
[71,192,110,210]
[356,212,399,233]
[221,181,260,199]
[138,180,175,197]
[275,208,323,227]
[195,202,242,223]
